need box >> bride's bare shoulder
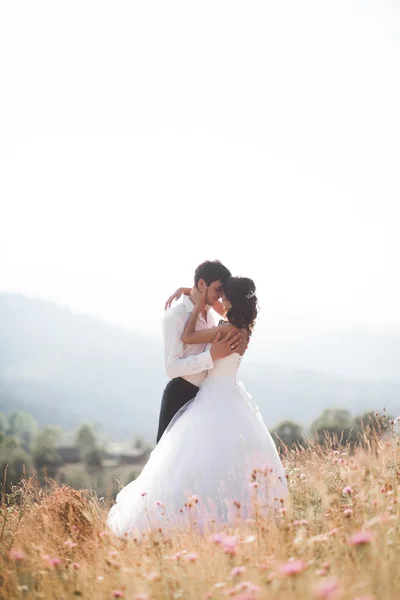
[217,320,240,333]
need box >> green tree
[7,411,38,452]
[0,435,33,497]
[310,408,353,446]
[0,412,8,435]
[271,419,306,452]
[351,410,393,445]
[32,426,62,480]
[75,424,97,456]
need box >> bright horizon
[1,1,400,339]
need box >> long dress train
[106,353,288,537]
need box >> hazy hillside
[1,293,399,442]
[0,293,165,440]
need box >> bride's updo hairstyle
[223,276,258,337]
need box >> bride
[106,277,288,537]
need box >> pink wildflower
[342,486,353,495]
[210,532,224,544]
[280,559,306,576]
[231,566,246,576]
[9,548,26,561]
[294,519,308,526]
[64,539,77,548]
[316,562,330,576]
[113,591,124,598]
[45,556,62,568]
[223,536,238,555]
[313,577,342,599]
[343,509,353,517]
[165,553,178,561]
[73,562,80,569]
[347,531,374,546]
[156,500,164,508]
[184,552,198,562]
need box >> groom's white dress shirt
[163,295,216,387]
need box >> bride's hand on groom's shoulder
[164,287,191,311]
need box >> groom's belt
[170,377,199,392]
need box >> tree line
[0,407,397,498]
[0,412,105,497]
[270,407,396,451]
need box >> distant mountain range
[1,293,399,442]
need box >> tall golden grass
[1,429,399,599]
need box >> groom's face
[198,279,223,306]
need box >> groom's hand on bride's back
[210,329,241,361]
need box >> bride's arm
[164,287,191,311]
[181,290,233,344]
[182,319,231,345]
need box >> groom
[156,260,241,442]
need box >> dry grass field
[1,430,399,600]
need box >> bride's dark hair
[223,277,258,337]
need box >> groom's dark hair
[194,260,231,287]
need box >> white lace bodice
[205,352,243,383]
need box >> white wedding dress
[106,353,288,537]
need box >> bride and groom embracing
[107,260,288,537]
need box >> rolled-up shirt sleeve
[163,314,214,380]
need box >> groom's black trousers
[156,377,199,443]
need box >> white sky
[1,0,399,338]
